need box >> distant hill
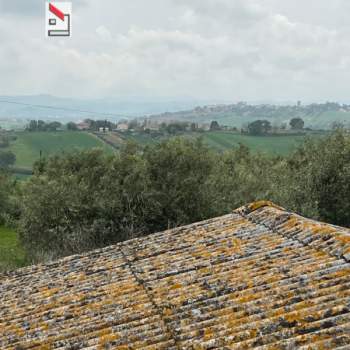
[2,97,350,131]
[0,95,212,125]
[147,102,350,130]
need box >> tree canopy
[1,130,347,264]
[247,120,272,135]
[290,117,305,130]
[0,151,16,169]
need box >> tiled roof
[1,201,350,349]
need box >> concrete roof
[1,201,350,349]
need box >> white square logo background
[46,2,72,37]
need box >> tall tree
[247,120,272,135]
[210,121,221,131]
[0,151,16,169]
[290,118,305,130]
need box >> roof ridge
[235,201,350,263]
[119,246,180,349]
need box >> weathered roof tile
[1,201,350,349]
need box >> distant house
[143,118,160,131]
[99,127,110,133]
[117,123,129,131]
[198,123,211,131]
[76,122,90,131]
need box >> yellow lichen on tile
[249,200,285,212]
[1,202,350,350]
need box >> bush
[19,140,216,261]
[0,172,15,226]
[0,150,16,169]
[18,131,350,263]
[277,130,350,226]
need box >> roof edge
[234,200,286,216]
[235,201,350,263]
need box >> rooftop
[1,201,350,349]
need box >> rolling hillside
[3,130,322,174]
[147,102,350,130]
[127,130,318,155]
[8,131,114,170]
[102,130,317,156]
[198,132,308,155]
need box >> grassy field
[126,133,159,146]
[116,131,316,155]
[3,131,319,173]
[8,131,115,170]
[198,132,309,155]
[0,226,26,272]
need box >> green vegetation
[8,131,114,170]
[99,130,314,156]
[0,150,16,168]
[1,130,349,269]
[16,130,350,263]
[0,226,26,271]
[125,132,158,145]
[198,132,308,155]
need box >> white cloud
[0,0,350,102]
[96,25,112,41]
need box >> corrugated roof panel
[1,202,349,349]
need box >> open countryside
[3,130,318,172]
[195,132,309,154]
[6,131,114,170]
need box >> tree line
[246,117,305,136]
[0,130,349,265]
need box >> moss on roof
[1,202,350,349]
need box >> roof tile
[1,202,350,349]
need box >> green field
[8,131,114,170]
[0,226,25,272]
[198,132,309,155]
[117,131,316,155]
[3,131,320,173]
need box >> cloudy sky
[0,0,350,102]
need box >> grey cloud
[0,0,41,16]
[0,0,88,16]
[1,0,350,102]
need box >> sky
[0,0,350,102]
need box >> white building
[117,123,129,131]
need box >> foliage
[0,150,16,168]
[19,139,215,261]
[66,122,78,130]
[210,121,221,131]
[14,130,350,265]
[0,172,11,225]
[0,171,20,226]
[209,144,279,215]
[0,135,10,148]
[247,120,272,135]
[159,122,189,135]
[27,120,63,132]
[275,130,350,226]
[290,118,305,130]
[143,138,215,231]
[0,226,26,272]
